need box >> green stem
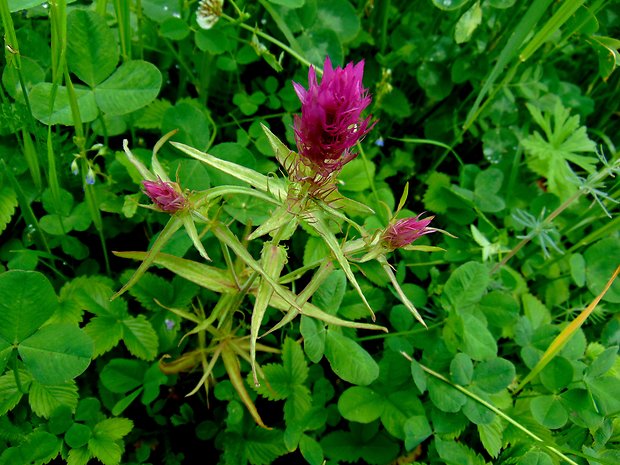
[400,352,579,465]
[492,190,582,274]
[221,13,313,70]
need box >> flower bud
[383,214,435,249]
[142,178,187,213]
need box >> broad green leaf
[586,376,620,416]
[432,0,470,10]
[66,423,92,448]
[0,186,17,235]
[159,17,190,40]
[312,269,347,314]
[0,270,58,344]
[8,0,47,10]
[121,315,158,361]
[315,0,360,43]
[586,345,618,379]
[473,357,515,393]
[339,158,376,192]
[162,102,211,151]
[242,427,288,465]
[450,352,474,385]
[0,338,11,375]
[28,380,79,418]
[88,435,122,465]
[0,431,62,465]
[100,358,147,393]
[539,356,572,391]
[462,389,495,425]
[300,316,326,363]
[111,388,142,416]
[428,376,467,413]
[477,417,503,458]
[92,417,134,441]
[435,438,490,465]
[94,60,162,116]
[324,330,379,385]
[584,237,620,303]
[518,451,553,465]
[67,9,119,87]
[30,83,98,125]
[380,389,426,440]
[0,369,31,415]
[454,1,482,44]
[444,261,490,311]
[299,434,323,465]
[19,324,93,385]
[530,395,568,429]
[338,386,386,423]
[298,27,344,68]
[67,447,92,465]
[404,415,432,450]
[125,271,174,312]
[84,315,124,357]
[460,313,498,361]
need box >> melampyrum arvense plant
[114,56,443,426]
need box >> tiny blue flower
[71,159,79,176]
[164,318,175,330]
[375,137,384,147]
[85,167,96,185]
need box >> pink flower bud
[383,215,435,249]
[292,56,374,177]
[142,178,187,213]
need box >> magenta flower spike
[383,214,435,249]
[292,56,374,178]
[142,178,187,213]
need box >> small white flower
[196,0,223,30]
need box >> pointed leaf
[251,244,287,385]
[307,213,375,319]
[121,315,158,361]
[0,186,17,235]
[0,270,58,344]
[182,214,211,261]
[94,60,162,116]
[171,141,286,200]
[112,215,184,299]
[113,251,237,294]
[19,324,93,385]
[29,380,79,418]
[84,315,123,357]
[221,345,269,428]
[30,83,98,125]
[324,330,379,385]
[67,9,119,87]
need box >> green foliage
[1,0,619,464]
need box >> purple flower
[383,214,435,249]
[142,178,187,213]
[293,56,374,177]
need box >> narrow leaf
[306,213,375,320]
[516,265,620,392]
[171,141,286,200]
[251,244,287,386]
[112,215,183,299]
